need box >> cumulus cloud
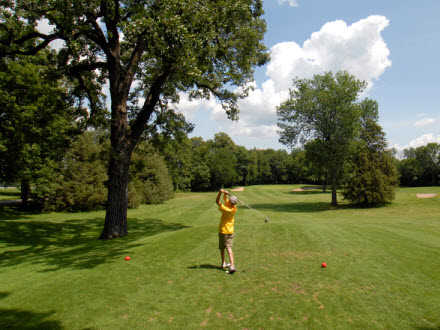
[392,134,440,155]
[414,117,437,128]
[177,15,391,144]
[278,0,299,7]
[267,15,391,92]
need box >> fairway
[1,185,440,329]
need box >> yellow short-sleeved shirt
[218,198,237,234]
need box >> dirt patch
[292,186,321,192]
[416,193,438,199]
[231,187,244,192]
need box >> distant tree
[277,71,366,205]
[208,133,238,189]
[286,149,309,184]
[235,146,251,186]
[257,149,272,184]
[246,149,259,185]
[129,142,174,206]
[398,143,440,186]
[0,50,79,206]
[189,137,211,191]
[342,99,398,206]
[2,0,268,239]
[304,140,329,191]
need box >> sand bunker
[231,187,244,192]
[416,193,438,199]
[292,188,304,192]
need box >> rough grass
[1,185,439,329]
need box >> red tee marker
[125,256,131,261]
[321,262,327,268]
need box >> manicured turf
[1,185,439,329]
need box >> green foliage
[277,71,367,205]
[130,143,174,206]
[0,50,79,195]
[398,143,440,186]
[31,132,109,211]
[342,148,398,206]
[342,99,398,206]
[31,132,173,211]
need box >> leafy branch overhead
[1,0,269,135]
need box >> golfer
[216,189,238,273]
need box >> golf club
[230,194,270,223]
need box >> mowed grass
[1,185,439,329]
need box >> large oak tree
[1,0,268,238]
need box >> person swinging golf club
[216,189,238,274]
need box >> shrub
[342,148,398,206]
[31,132,174,211]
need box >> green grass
[1,185,440,329]
[0,187,20,201]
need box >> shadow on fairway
[188,264,223,271]
[0,308,63,329]
[288,190,330,195]
[188,264,222,271]
[0,217,189,271]
[0,292,9,300]
[0,206,33,220]
[249,202,333,213]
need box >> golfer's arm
[216,191,222,206]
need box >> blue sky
[180,0,440,152]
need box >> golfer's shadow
[188,264,222,271]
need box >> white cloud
[177,15,391,144]
[173,92,222,120]
[392,134,440,154]
[278,0,299,7]
[414,117,437,128]
[267,15,391,92]
[36,18,65,50]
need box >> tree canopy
[277,71,366,205]
[1,0,269,238]
[0,49,79,204]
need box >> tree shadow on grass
[0,309,63,329]
[0,206,32,220]
[288,190,330,195]
[0,215,189,271]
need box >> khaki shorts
[218,233,234,250]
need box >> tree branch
[122,38,145,92]
[129,66,173,145]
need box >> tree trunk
[330,173,338,206]
[100,148,132,239]
[20,179,31,207]
[99,92,134,239]
[331,186,337,206]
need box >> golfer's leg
[226,246,235,269]
[220,248,226,267]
